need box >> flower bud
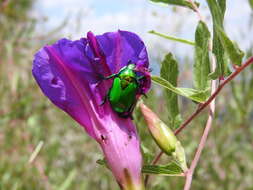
[140,103,187,171]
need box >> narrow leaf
[207,0,231,79]
[149,30,195,46]
[216,26,244,65]
[161,53,182,129]
[217,0,226,18]
[208,33,231,79]
[141,144,153,164]
[150,0,199,10]
[152,76,209,103]
[206,0,223,26]
[194,21,211,90]
[142,162,183,176]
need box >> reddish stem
[144,151,163,186]
[187,0,204,21]
[184,51,217,190]
[174,56,253,135]
[145,56,253,187]
[184,108,215,190]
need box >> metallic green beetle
[101,63,145,118]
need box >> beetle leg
[129,114,134,120]
[96,74,105,87]
[104,73,117,80]
[136,76,145,84]
[127,60,132,65]
[137,75,145,80]
[142,93,148,98]
[97,73,105,80]
[98,73,117,81]
[118,112,134,120]
[96,73,117,88]
[148,68,153,72]
[126,99,137,120]
[99,95,107,106]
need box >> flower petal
[96,30,149,74]
[32,39,102,138]
[87,31,112,76]
[100,117,144,190]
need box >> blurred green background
[1,0,253,189]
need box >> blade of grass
[28,141,44,163]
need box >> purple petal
[32,40,101,138]
[96,30,149,74]
[87,32,112,76]
[99,117,144,189]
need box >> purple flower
[32,30,150,190]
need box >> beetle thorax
[118,64,137,89]
[120,75,135,89]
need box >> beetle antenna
[97,73,105,80]
[99,95,107,106]
[127,60,132,65]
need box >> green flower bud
[140,103,187,171]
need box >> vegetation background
[1,0,253,189]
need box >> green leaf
[249,0,253,9]
[216,26,244,65]
[141,144,153,164]
[206,0,223,26]
[207,0,231,79]
[208,34,231,79]
[149,30,195,46]
[160,53,182,129]
[207,0,244,69]
[142,161,183,176]
[150,0,199,10]
[217,0,226,18]
[152,76,209,103]
[194,21,211,90]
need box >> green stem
[149,30,195,46]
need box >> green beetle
[100,63,145,118]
